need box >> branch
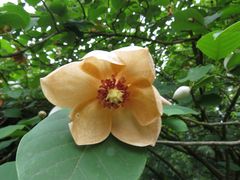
[148,148,185,180]
[157,140,240,146]
[42,0,60,32]
[0,31,61,58]
[86,31,198,46]
[180,117,240,126]
[223,85,240,122]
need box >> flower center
[97,75,129,109]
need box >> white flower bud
[173,86,191,100]
[38,111,47,119]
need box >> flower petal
[40,62,97,108]
[128,84,161,126]
[111,109,161,147]
[81,50,124,79]
[112,46,155,83]
[69,100,111,145]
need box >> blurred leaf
[0,39,15,56]
[0,162,18,180]
[0,3,30,29]
[26,0,41,6]
[198,94,222,106]
[178,64,213,83]
[0,125,25,139]
[18,116,41,126]
[163,105,199,116]
[224,52,240,71]
[163,118,188,132]
[172,8,206,33]
[197,21,240,60]
[16,110,147,180]
[48,0,67,16]
[6,89,23,99]
[0,139,16,150]
[3,108,21,118]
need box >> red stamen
[97,75,129,109]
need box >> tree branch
[86,31,198,45]
[148,148,185,180]
[157,140,240,146]
[0,31,61,58]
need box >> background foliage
[0,0,240,179]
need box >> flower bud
[173,86,191,100]
[38,111,47,119]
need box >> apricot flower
[40,46,170,147]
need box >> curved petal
[81,50,124,80]
[40,61,98,108]
[112,46,155,83]
[127,83,161,126]
[69,100,111,145]
[111,109,161,147]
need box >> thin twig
[76,0,86,19]
[86,31,198,46]
[180,117,240,126]
[0,31,61,58]
[41,0,60,32]
[157,140,240,146]
[148,148,185,180]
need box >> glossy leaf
[163,105,199,116]
[16,110,147,180]
[197,21,240,60]
[0,162,18,180]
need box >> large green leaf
[26,0,41,6]
[163,105,199,116]
[0,3,30,29]
[0,125,25,139]
[178,64,213,83]
[197,21,240,60]
[16,110,147,180]
[0,162,18,180]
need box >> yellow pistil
[106,89,123,104]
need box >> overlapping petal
[69,100,111,145]
[127,82,161,126]
[111,108,161,147]
[81,50,124,80]
[40,62,98,108]
[112,46,155,84]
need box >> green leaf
[163,118,188,132]
[178,64,213,83]
[0,3,30,29]
[163,105,199,116]
[0,125,25,139]
[0,162,18,180]
[197,21,240,60]
[224,52,240,71]
[3,108,21,118]
[0,39,15,56]
[16,110,147,180]
[6,88,23,99]
[172,8,206,33]
[198,94,222,106]
[111,0,126,9]
[0,139,16,150]
[48,0,67,16]
[26,0,41,6]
